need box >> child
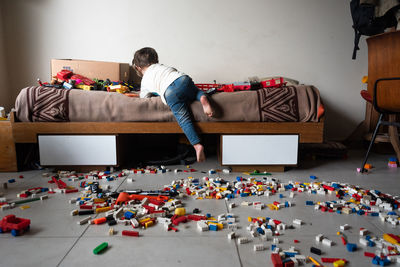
[133,47,214,162]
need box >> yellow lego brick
[139,218,152,224]
[207,217,216,221]
[248,216,253,222]
[20,205,30,210]
[94,198,106,203]
[308,256,321,266]
[76,84,92,91]
[333,259,346,267]
[144,221,154,228]
[267,204,278,210]
[383,234,400,245]
[196,197,203,200]
[96,207,111,214]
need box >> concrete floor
[0,149,399,267]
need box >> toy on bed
[196,77,288,93]
[37,69,137,94]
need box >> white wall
[1,0,368,140]
[0,2,11,111]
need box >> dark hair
[133,47,159,68]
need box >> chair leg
[360,113,383,173]
[388,114,400,162]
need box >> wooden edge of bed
[10,111,325,144]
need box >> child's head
[133,47,159,68]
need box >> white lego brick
[340,224,349,231]
[316,234,324,242]
[293,219,302,226]
[359,238,368,246]
[130,218,140,228]
[253,244,265,251]
[265,229,273,237]
[322,238,333,246]
[227,231,236,239]
[197,221,209,232]
[360,228,368,236]
[78,216,91,225]
[237,237,249,245]
[241,201,252,206]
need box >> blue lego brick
[209,224,218,231]
[124,211,135,219]
[279,194,284,198]
[256,228,264,235]
[284,251,298,257]
[309,175,317,180]
[346,243,357,252]
[306,201,314,206]
[240,193,249,197]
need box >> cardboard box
[51,59,130,82]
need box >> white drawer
[222,135,298,165]
[38,135,117,166]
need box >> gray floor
[0,149,399,267]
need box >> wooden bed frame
[0,111,325,172]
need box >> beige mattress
[15,85,323,122]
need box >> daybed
[1,85,325,172]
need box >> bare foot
[200,95,214,117]
[193,143,206,162]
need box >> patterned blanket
[15,85,322,122]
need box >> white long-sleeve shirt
[139,64,185,105]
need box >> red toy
[0,214,31,236]
[261,77,287,88]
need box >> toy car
[0,214,31,236]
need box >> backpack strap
[352,28,362,60]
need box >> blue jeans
[164,75,205,145]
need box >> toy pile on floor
[1,166,399,266]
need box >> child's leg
[168,100,205,162]
[164,77,206,162]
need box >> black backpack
[350,0,400,59]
